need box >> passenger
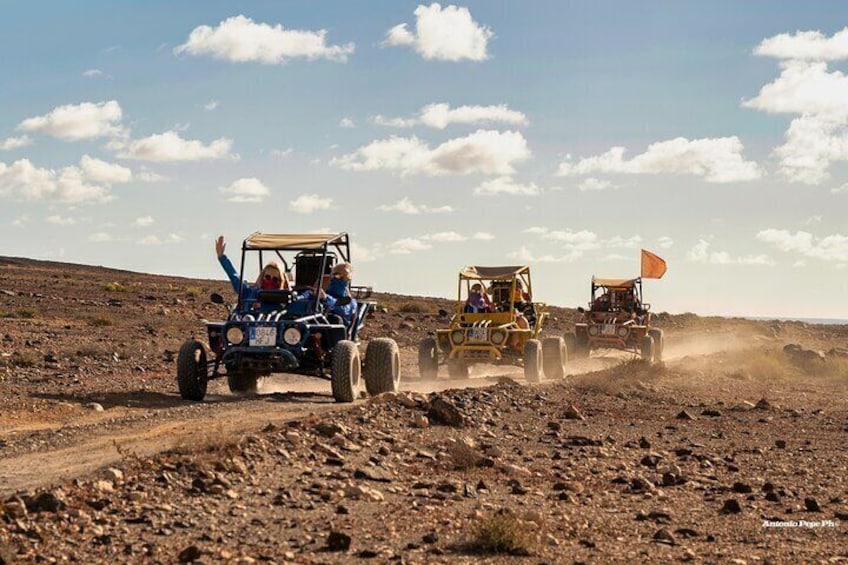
[465,283,493,313]
[592,292,610,312]
[324,262,357,326]
[215,235,287,312]
[509,309,531,351]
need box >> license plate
[468,328,487,342]
[249,326,277,346]
[601,324,616,336]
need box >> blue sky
[2,1,848,318]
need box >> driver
[215,235,288,312]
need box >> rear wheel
[641,335,655,362]
[418,337,439,379]
[364,338,401,395]
[331,340,362,403]
[648,329,664,362]
[524,339,543,383]
[177,340,208,401]
[447,358,469,379]
[227,374,259,395]
[542,336,567,380]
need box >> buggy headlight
[226,326,244,344]
[490,330,506,345]
[450,330,465,344]
[617,326,629,338]
[283,327,302,346]
[588,325,599,336]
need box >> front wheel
[331,340,362,403]
[524,339,543,383]
[641,335,655,362]
[542,336,567,380]
[418,337,439,379]
[177,340,208,401]
[364,338,401,396]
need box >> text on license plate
[601,324,616,336]
[468,328,487,342]
[249,327,277,346]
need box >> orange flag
[641,249,667,279]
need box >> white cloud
[339,118,355,128]
[351,242,379,262]
[333,130,529,176]
[577,177,613,191]
[80,155,132,183]
[137,168,167,183]
[423,231,465,242]
[606,235,643,249]
[175,15,354,64]
[220,178,270,203]
[376,197,453,214]
[657,236,674,249]
[507,245,583,263]
[753,27,848,62]
[46,214,76,225]
[11,215,28,228]
[118,131,236,162]
[473,231,494,240]
[83,69,103,78]
[373,103,527,129]
[383,3,493,62]
[17,100,124,141]
[289,193,333,214]
[0,157,126,204]
[473,176,540,196]
[542,229,599,249]
[1,136,33,150]
[89,232,112,242]
[756,228,848,262]
[832,182,848,194]
[271,148,293,158]
[167,233,185,243]
[556,137,762,183]
[138,235,162,245]
[204,100,219,111]
[134,216,155,227]
[389,237,433,254]
[686,239,775,265]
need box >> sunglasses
[263,274,281,283]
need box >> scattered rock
[427,396,464,427]
[178,545,202,562]
[804,497,822,512]
[701,409,722,417]
[326,531,351,552]
[676,410,695,420]
[84,402,105,412]
[563,404,585,420]
[755,398,772,410]
[720,499,742,514]
[652,528,676,545]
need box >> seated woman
[465,283,493,313]
[216,235,287,313]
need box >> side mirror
[210,293,225,304]
[577,306,585,313]
[438,309,449,318]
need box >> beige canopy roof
[460,266,529,280]
[244,233,347,250]
[592,277,638,288]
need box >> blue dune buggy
[177,232,400,403]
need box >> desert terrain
[1,255,848,564]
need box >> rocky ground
[1,256,848,564]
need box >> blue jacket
[218,254,279,313]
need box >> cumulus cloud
[118,131,236,162]
[577,177,614,191]
[686,239,775,265]
[204,100,219,111]
[473,232,494,240]
[507,245,583,263]
[423,231,465,242]
[17,100,124,141]
[0,156,131,204]
[339,118,355,128]
[138,235,162,245]
[383,3,493,62]
[46,214,76,225]
[373,103,527,129]
[271,148,293,159]
[756,228,848,262]
[175,15,354,64]
[220,177,270,203]
[333,130,529,176]
[473,176,539,196]
[376,197,453,214]
[137,168,167,183]
[1,136,33,150]
[89,232,112,242]
[289,193,333,214]
[390,237,433,254]
[657,236,674,249]
[744,29,848,184]
[134,216,155,227]
[351,242,379,262]
[556,137,762,183]
[83,69,103,78]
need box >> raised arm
[216,235,243,295]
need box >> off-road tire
[418,337,439,379]
[331,340,362,403]
[227,374,259,395]
[568,332,590,359]
[524,339,543,383]
[641,335,655,362]
[648,329,664,363]
[364,338,401,396]
[542,336,567,380]
[177,339,208,401]
[447,358,469,379]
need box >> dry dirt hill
[1,256,848,563]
